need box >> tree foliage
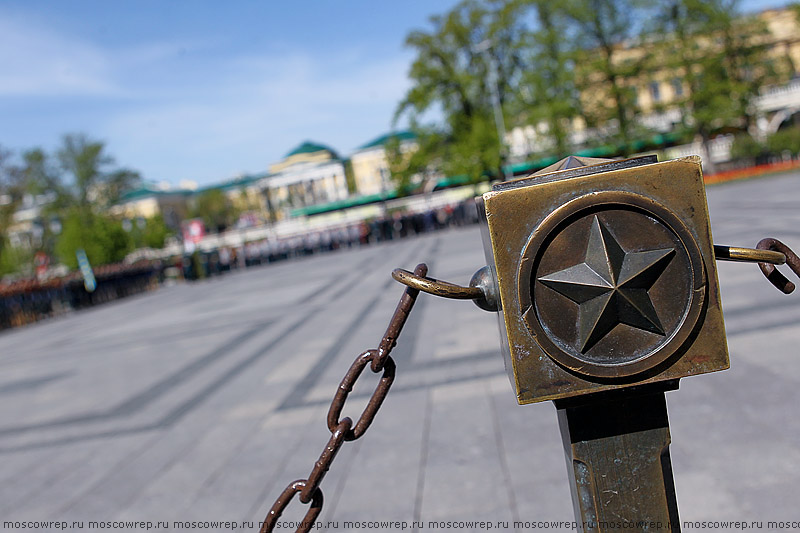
[397,0,790,180]
[0,136,146,275]
[190,189,239,233]
[564,0,649,149]
[0,147,24,276]
[516,0,582,158]
[394,0,528,186]
[767,126,800,156]
[58,134,141,210]
[140,215,172,249]
[0,240,32,277]
[649,0,783,172]
[55,210,133,270]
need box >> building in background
[196,174,269,227]
[350,131,417,197]
[5,192,57,251]
[110,184,192,230]
[259,141,349,220]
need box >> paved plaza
[1,172,799,532]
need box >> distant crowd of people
[180,201,480,279]
[0,201,481,330]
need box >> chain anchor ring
[755,238,800,294]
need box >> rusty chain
[259,263,428,533]
[258,238,800,532]
[756,238,800,294]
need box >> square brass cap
[477,155,729,404]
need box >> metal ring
[260,480,323,533]
[375,263,427,372]
[757,238,800,294]
[392,269,483,300]
[327,350,396,441]
[299,418,352,503]
[713,245,785,265]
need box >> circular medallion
[518,192,706,379]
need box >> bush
[127,215,172,250]
[730,134,766,161]
[766,126,800,156]
[0,239,32,277]
[142,215,171,249]
[56,210,133,269]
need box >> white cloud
[0,10,207,99]
[0,12,119,97]
[0,9,415,184]
[102,50,413,182]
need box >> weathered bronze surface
[478,155,729,403]
[519,191,706,379]
[556,383,680,532]
[538,215,678,355]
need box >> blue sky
[0,0,790,186]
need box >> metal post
[472,155,733,531]
[555,383,680,533]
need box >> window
[672,78,683,97]
[649,81,661,102]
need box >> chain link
[756,238,800,294]
[327,349,396,441]
[261,480,323,533]
[259,263,428,533]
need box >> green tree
[55,210,133,269]
[58,134,141,210]
[730,132,766,160]
[766,126,800,156]
[0,241,32,277]
[0,147,24,275]
[50,135,141,269]
[0,137,144,275]
[515,0,582,159]
[190,189,239,232]
[651,0,783,173]
[394,0,528,186]
[563,0,650,151]
[20,148,64,200]
[385,134,431,196]
[130,214,172,249]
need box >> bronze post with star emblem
[474,155,730,532]
[537,212,682,530]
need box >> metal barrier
[261,155,800,533]
[0,262,161,331]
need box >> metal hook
[392,266,499,312]
[713,245,786,265]
[391,268,483,300]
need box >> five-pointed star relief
[538,216,676,353]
